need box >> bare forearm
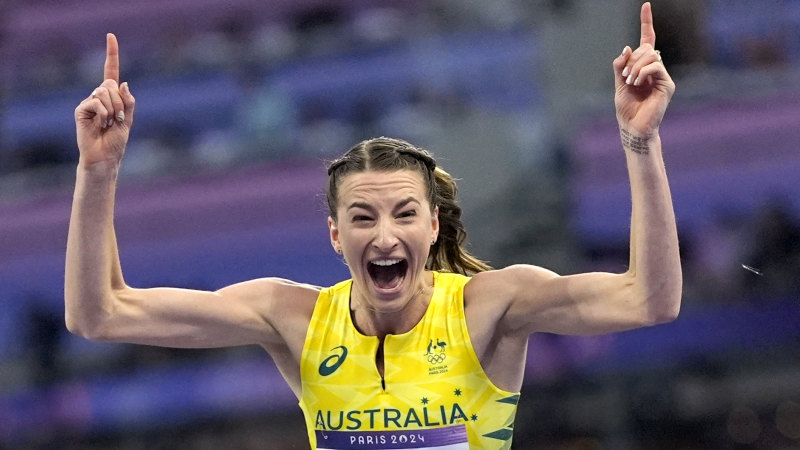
[65,161,125,336]
[621,130,681,321]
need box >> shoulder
[219,277,323,304]
[218,278,323,328]
[463,265,560,333]
[465,265,559,305]
[434,271,471,291]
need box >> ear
[431,206,439,242]
[328,216,341,254]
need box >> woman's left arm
[470,2,681,336]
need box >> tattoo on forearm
[620,129,650,155]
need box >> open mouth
[367,258,408,291]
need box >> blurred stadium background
[1,0,799,448]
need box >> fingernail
[108,119,114,127]
[117,110,125,122]
[621,47,627,57]
[626,74,634,85]
[634,76,641,86]
[122,82,129,93]
[622,66,630,77]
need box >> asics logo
[319,345,348,376]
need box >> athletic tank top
[299,271,520,449]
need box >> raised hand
[613,2,675,139]
[74,33,135,167]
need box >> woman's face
[329,169,439,313]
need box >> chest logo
[425,338,449,375]
[319,345,348,376]
[425,338,447,364]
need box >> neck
[351,271,435,337]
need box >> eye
[352,215,373,222]
[398,210,417,219]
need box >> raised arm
[65,35,315,350]
[469,2,681,337]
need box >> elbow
[649,299,680,325]
[65,315,92,339]
[630,248,683,327]
[644,283,682,326]
[65,313,109,341]
[627,268,682,327]
[64,294,115,341]
[65,317,91,339]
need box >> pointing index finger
[639,2,656,48]
[104,33,120,84]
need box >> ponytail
[427,166,492,275]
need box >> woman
[66,3,680,448]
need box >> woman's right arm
[65,34,313,349]
[65,160,304,348]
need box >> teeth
[371,259,402,266]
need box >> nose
[373,219,399,251]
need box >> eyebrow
[347,201,375,212]
[395,197,420,210]
[346,197,421,212]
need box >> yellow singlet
[299,271,520,449]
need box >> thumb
[120,82,135,127]
[613,46,631,91]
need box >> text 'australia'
[315,404,469,430]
